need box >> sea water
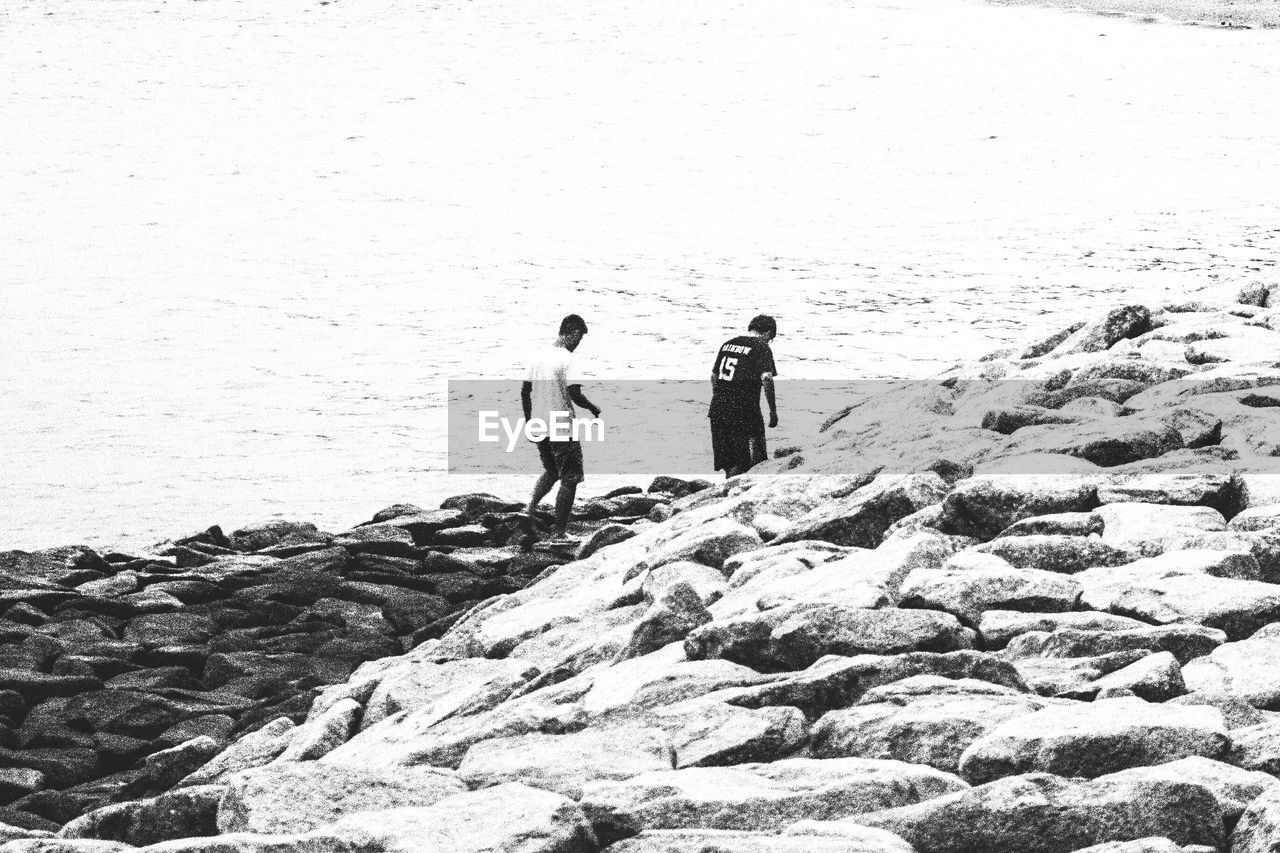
[2,0,1278,550]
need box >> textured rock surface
[6,297,1280,852]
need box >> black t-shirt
[709,335,777,416]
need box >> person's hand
[768,411,778,428]
[591,407,602,419]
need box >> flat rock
[1079,651,1186,702]
[1180,631,1280,709]
[1234,783,1280,853]
[812,689,1047,773]
[1232,505,1280,533]
[640,699,808,769]
[626,518,764,579]
[457,726,674,799]
[218,761,466,835]
[360,656,539,731]
[941,476,1099,539]
[999,419,1183,468]
[898,553,1082,626]
[1099,756,1279,822]
[1002,625,1227,665]
[1107,573,1280,641]
[610,827,914,853]
[1095,453,1236,507]
[321,683,589,770]
[958,696,1228,782]
[641,562,727,607]
[57,785,225,847]
[175,717,296,788]
[831,771,1223,853]
[312,782,596,853]
[579,757,967,843]
[684,604,973,672]
[1226,719,1280,774]
[978,610,1147,649]
[1096,503,1227,557]
[969,535,1134,574]
[772,474,950,549]
[581,646,771,717]
[994,511,1103,538]
[1012,650,1152,698]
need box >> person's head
[747,314,777,343]
[558,314,589,351]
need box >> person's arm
[763,345,778,427]
[521,381,532,421]
[567,384,600,418]
[763,373,777,427]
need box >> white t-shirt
[525,344,578,430]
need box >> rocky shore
[3,282,1280,852]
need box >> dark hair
[748,314,777,336]
[559,314,588,336]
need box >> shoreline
[983,0,1280,28]
[2,284,1280,844]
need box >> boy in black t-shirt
[708,314,779,478]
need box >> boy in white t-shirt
[521,314,601,540]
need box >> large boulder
[56,785,225,847]
[1002,625,1226,665]
[610,827,915,852]
[310,782,597,853]
[360,656,539,731]
[579,757,966,844]
[174,717,297,787]
[1107,574,1280,642]
[218,761,466,835]
[1180,630,1280,709]
[320,683,589,770]
[977,610,1148,649]
[805,771,1223,853]
[957,697,1228,782]
[684,605,973,672]
[998,420,1184,468]
[811,685,1047,773]
[941,476,1098,539]
[1096,504,1227,557]
[969,535,1134,574]
[1098,756,1280,822]
[772,474,950,548]
[898,553,1082,626]
[580,646,770,717]
[1048,306,1154,355]
[456,727,675,799]
[1235,784,1280,853]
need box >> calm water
[3,0,1278,551]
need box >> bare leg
[528,471,558,518]
[553,481,578,535]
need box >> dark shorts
[709,406,766,474]
[537,438,584,485]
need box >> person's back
[709,333,776,421]
[708,315,779,478]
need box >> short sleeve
[762,345,777,377]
